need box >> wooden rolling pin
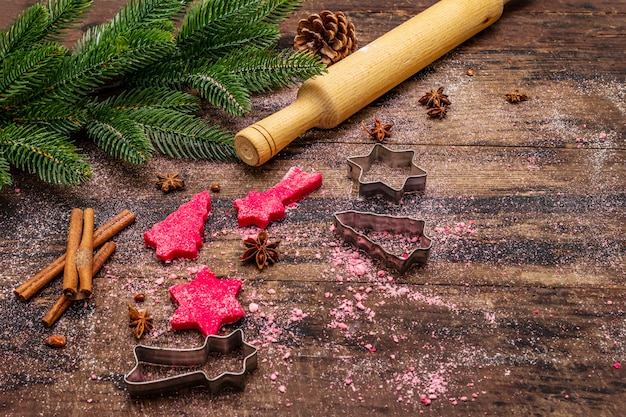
[235,0,512,166]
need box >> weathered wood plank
[0,0,624,416]
[3,278,626,415]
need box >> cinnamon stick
[77,208,94,298]
[42,241,117,327]
[14,209,136,301]
[62,208,83,299]
[92,209,136,247]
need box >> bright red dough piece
[144,191,211,262]
[271,166,323,205]
[233,190,285,229]
[168,266,244,336]
[234,167,322,228]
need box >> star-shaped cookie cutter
[333,210,432,273]
[347,144,427,203]
[124,329,257,397]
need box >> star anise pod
[129,305,153,339]
[156,172,185,193]
[241,231,280,270]
[505,90,529,103]
[426,105,448,119]
[362,119,393,142]
[419,86,452,108]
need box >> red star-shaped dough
[233,167,322,229]
[233,190,285,229]
[169,266,244,336]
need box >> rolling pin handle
[235,98,320,166]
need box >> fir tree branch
[175,0,303,59]
[85,103,154,164]
[0,0,325,188]
[47,28,175,101]
[130,108,236,160]
[0,123,92,185]
[220,48,326,93]
[184,64,250,116]
[0,43,67,107]
[182,22,280,59]
[12,97,87,135]
[45,0,93,42]
[0,4,50,59]
[257,0,304,26]
[74,0,185,53]
[178,0,301,49]
[0,152,12,189]
[105,87,201,114]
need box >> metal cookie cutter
[124,329,257,397]
[347,143,427,203]
[333,210,432,273]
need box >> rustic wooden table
[1,0,624,416]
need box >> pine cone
[294,10,357,66]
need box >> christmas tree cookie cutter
[124,329,257,397]
[333,210,432,273]
[347,143,427,203]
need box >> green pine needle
[0,0,325,190]
[11,102,86,136]
[130,108,236,160]
[184,64,251,116]
[86,104,154,164]
[0,124,92,185]
[49,28,176,102]
[178,0,301,49]
[105,87,201,114]
[191,23,280,59]
[45,0,94,42]
[0,43,67,107]
[221,48,326,93]
[75,0,185,53]
[0,153,12,188]
[0,4,49,58]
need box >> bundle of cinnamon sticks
[14,209,136,327]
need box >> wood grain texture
[0,0,624,416]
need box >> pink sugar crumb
[289,308,308,322]
[364,344,376,353]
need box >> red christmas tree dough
[168,266,244,336]
[234,166,322,228]
[144,191,211,262]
